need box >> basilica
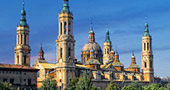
[12,0,154,90]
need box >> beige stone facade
[0,64,38,90]
[32,0,154,90]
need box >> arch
[64,22,67,35]
[147,43,149,50]
[144,43,146,50]
[68,47,71,57]
[144,62,147,68]
[60,23,62,35]
[60,48,63,58]
[68,22,71,35]
[24,55,26,64]
[24,35,27,45]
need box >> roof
[38,63,56,69]
[85,59,101,65]
[0,64,38,71]
[112,62,124,67]
[82,42,102,52]
[128,64,140,69]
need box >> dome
[82,42,102,52]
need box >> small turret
[128,52,140,72]
[38,44,45,60]
[89,22,95,42]
[112,51,124,71]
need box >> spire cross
[145,16,147,23]
[22,0,25,8]
[90,20,93,30]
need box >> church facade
[31,0,154,90]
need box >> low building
[0,64,38,90]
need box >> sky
[0,0,170,77]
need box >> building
[32,0,154,90]
[0,2,38,90]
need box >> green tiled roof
[112,62,124,67]
[61,1,70,13]
[18,8,28,27]
[143,23,150,36]
[128,64,140,68]
[105,29,111,43]
[85,59,101,65]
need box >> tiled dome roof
[82,42,102,52]
[85,59,101,65]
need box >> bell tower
[56,0,75,89]
[103,25,112,64]
[15,1,31,66]
[142,17,154,82]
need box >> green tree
[167,82,170,90]
[143,83,163,90]
[91,86,101,90]
[122,85,136,90]
[106,82,119,90]
[76,73,92,90]
[0,82,14,90]
[40,76,57,90]
[67,77,79,90]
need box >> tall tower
[103,26,112,64]
[142,17,154,82]
[56,0,75,89]
[15,1,31,66]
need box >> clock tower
[56,0,76,89]
[142,17,154,82]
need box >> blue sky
[0,0,170,77]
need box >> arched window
[144,43,146,50]
[107,49,109,54]
[68,22,71,35]
[64,22,67,35]
[105,49,106,54]
[21,34,23,44]
[17,35,19,44]
[24,35,27,45]
[68,47,71,57]
[144,62,147,68]
[147,43,149,50]
[17,56,19,64]
[60,48,63,58]
[60,23,62,35]
[24,55,26,64]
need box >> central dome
[82,42,102,52]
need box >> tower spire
[19,0,28,27]
[144,17,150,36]
[89,20,94,33]
[105,25,111,43]
[62,0,70,13]
[38,44,45,60]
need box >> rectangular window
[10,79,14,84]
[28,79,31,85]
[3,79,7,82]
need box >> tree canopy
[40,76,57,90]
[106,82,119,90]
